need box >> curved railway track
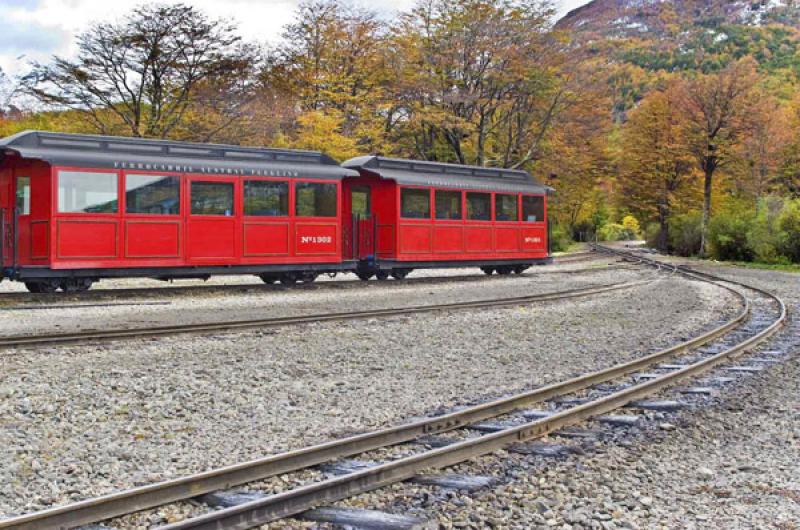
[0,254,611,307]
[0,277,650,350]
[0,247,788,530]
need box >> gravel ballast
[318,258,800,530]
[0,273,736,519]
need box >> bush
[708,209,755,262]
[778,199,800,263]
[597,222,637,241]
[746,197,787,264]
[622,215,641,237]
[668,212,703,256]
[550,224,573,252]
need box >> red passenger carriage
[0,132,552,292]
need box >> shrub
[622,215,641,237]
[550,224,573,252]
[746,197,787,264]
[645,222,667,251]
[778,199,800,263]
[668,212,703,256]
[708,209,755,262]
[597,222,637,241]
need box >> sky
[0,0,591,76]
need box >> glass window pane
[244,180,288,216]
[295,182,337,217]
[466,192,491,221]
[351,187,371,217]
[125,174,180,215]
[435,190,461,220]
[495,194,518,222]
[522,195,545,222]
[401,188,430,219]
[16,176,30,215]
[58,171,118,213]
[191,182,234,216]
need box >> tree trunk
[699,159,714,257]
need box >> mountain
[558,0,800,39]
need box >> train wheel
[280,273,298,286]
[513,265,528,274]
[496,266,513,275]
[299,272,318,283]
[356,271,373,281]
[25,279,59,293]
[259,274,279,284]
[61,278,93,292]
[375,270,390,281]
[24,282,42,293]
[480,267,495,276]
[391,268,410,280]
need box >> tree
[264,0,389,151]
[679,58,760,256]
[387,0,562,167]
[22,3,257,139]
[618,85,698,251]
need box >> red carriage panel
[186,218,237,260]
[243,222,290,256]
[125,221,181,258]
[521,225,547,252]
[399,225,432,254]
[57,220,118,259]
[464,226,492,253]
[295,223,338,256]
[30,221,49,259]
[433,225,464,253]
[495,226,520,252]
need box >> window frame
[494,193,520,223]
[189,179,236,217]
[123,171,182,217]
[400,186,432,220]
[55,168,121,216]
[243,177,290,218]
[293,179,339,218]
[465,191,492,222]
[434,189,463,221]
[16,176,31,215]
[522,194,546,223]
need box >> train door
[345,185,375,260]
[186,176,238,262]
[0,167,11,271]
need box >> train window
[244,180,289,216]
[58,171,118,213]
[401,188,430,219]
[295,182,337,217]
[495,194,518,222]
[435,190,462,220]
[125,175,180,215]
[466,192,491,221]
[191,182,234,216]
[15,176,30,215]
[522,195,545,222]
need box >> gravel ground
[0,260,640,337]
[314,257,799,530]
[0,274,735,520]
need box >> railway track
[0,254,611,307]
[0,277,650,350]
[0,247,787,530]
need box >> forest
[1,0,800,266]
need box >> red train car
[0,131,357,292]
[341,156,553,280]
[0,131,553,292]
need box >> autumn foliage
[2,0,800,264]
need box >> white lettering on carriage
[301,236,333,244]
[525,237,542,244]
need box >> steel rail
[0,266,746,530]
[0,280,650,350]
[150,248,786,530]
[0,253,595,306]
